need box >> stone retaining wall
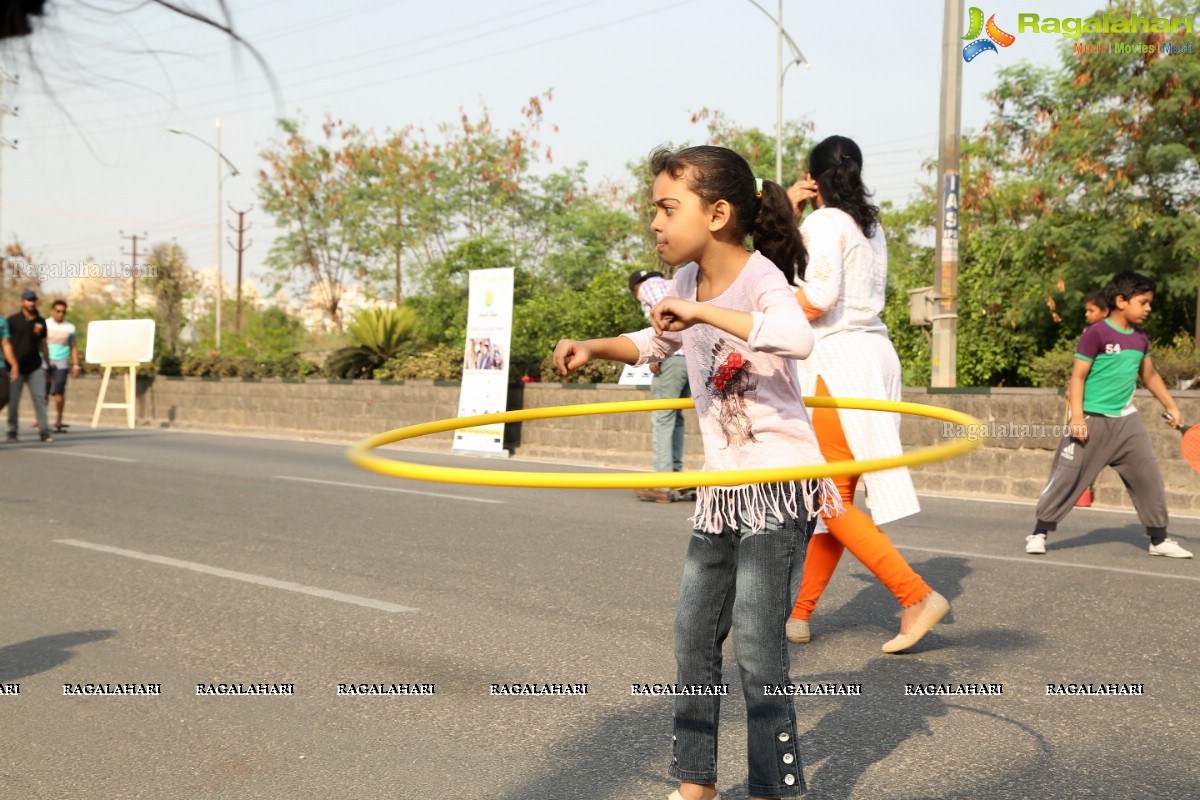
[55,375,1200,513]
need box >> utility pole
[0,69,18,308]
[932,0,963,387]
[120,231,148,316]
[226,204,252,332]
[394,208,402,305]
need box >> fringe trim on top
[691,478,845,535]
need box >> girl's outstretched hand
[651,297,704,334]
[553,339,591,375]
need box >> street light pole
[776,0,783,184]
[167,120,240,353]
[214,118,223,352]
[744,0,810,184]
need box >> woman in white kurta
[784,135,949,654]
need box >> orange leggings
[791,378,931,620]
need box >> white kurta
[795,208,920,526]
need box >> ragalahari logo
[962,7,1016,62]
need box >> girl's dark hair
[649,145,807,283]
[807,135,880,239]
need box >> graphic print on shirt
[701,336,759,448]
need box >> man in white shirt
[46,299,81,433]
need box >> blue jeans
[7,367,50,436]
[670,507,815,797]
[651,354,689,476]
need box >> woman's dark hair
[649,145,807,283]
[807,135,880,239]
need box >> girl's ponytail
[752,179,807,284]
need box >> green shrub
[1153,333,1199,389]
[327,307,420,379]
[376,344,464,381]
[178,352,320,379]
[1028,345,1075,389]
[158,353,183,376]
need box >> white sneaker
[1148,538,1193,558]
[1025,533,1047,554]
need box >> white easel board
[85,320,155,429]
[85,319,156,364]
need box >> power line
[20,0,700,142]
[42,0,606,114]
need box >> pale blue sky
[1,0,1105,300]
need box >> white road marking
[55,539,417,612]
[272,475,505,504]
[26,450,136,462]
[895,543,1200,583]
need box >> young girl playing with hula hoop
[554,145,841,800]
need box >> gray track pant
[1035,413,1168,537]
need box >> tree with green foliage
[257,117,380,331]
[395,95,652,371]
[359,126,439,306]
[2,238,40,308]
[884,0,1199,386]
[188,302,311,359]
[143,241,197,355]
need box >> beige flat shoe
[785,617,810,644]
[668,791,719,800]
[882,591,950,654]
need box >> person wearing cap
[6,289,53,442]
[628,269,691,503]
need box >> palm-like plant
[327,307,418,379]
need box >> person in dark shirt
[6,289,53,442]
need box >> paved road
[2,427,1198,799]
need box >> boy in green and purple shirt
[1027,271,1191,558]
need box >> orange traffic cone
[1075,486,1093,507]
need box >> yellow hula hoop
[345,397,985,490]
